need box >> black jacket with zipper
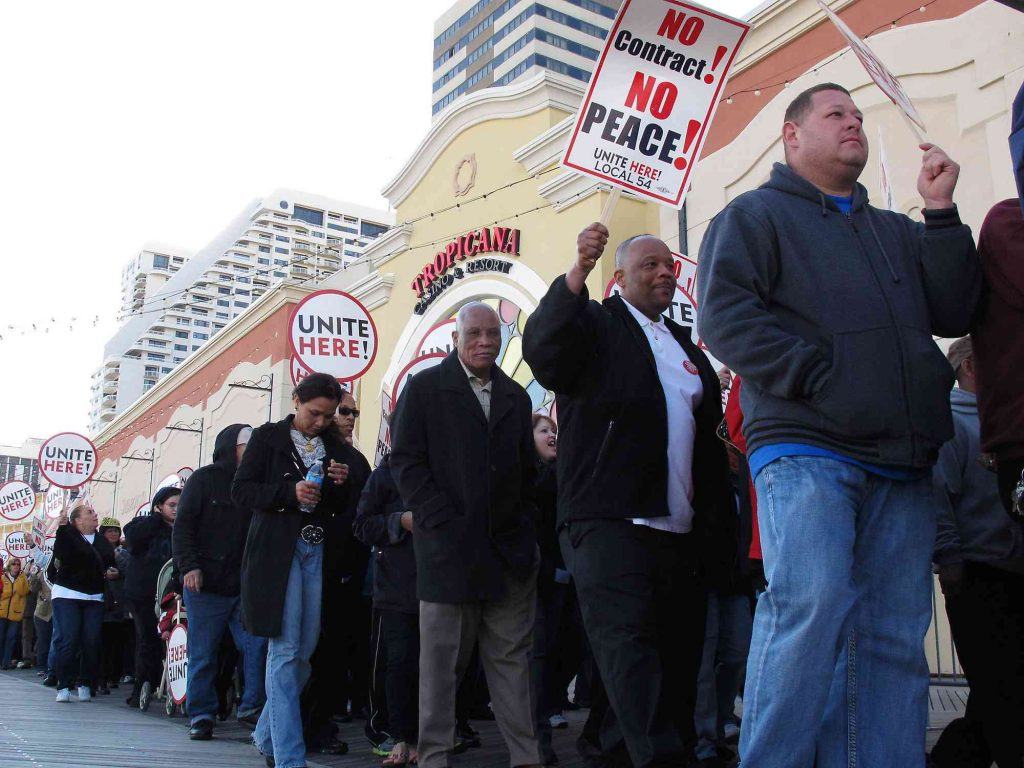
[233,415,367,637]
[522,284,735,579]
[52,524,115,597]
[353,455,417,615]
[172,423,251,597]
[696,162,981,468]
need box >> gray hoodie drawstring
[864,209,901,284]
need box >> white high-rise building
[89,189,393,433]
[431,0,620,117]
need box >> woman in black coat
[50,501,116,703]
[122,485,179,711]
[233,373,353,768]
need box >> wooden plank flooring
[0,669,973,767]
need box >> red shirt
[725,376,762,560]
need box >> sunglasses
[338,407,360,418]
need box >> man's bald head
[612,235,676,321]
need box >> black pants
[379,609,419,743]
[101,621,129,684]
[367,610,390,743]
[943,561,1024,767]
[129,602,163,695]
[561,519,706,768]
[533,581,584,763]
[335,582,371,717]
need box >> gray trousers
[419,567,542,768]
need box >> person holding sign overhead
[522,229,734,767]
[234,372,357,768]
[696,83,980,767]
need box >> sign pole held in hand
[816,0,929,143]
[599,187,622,226]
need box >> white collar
[621,296,666,331]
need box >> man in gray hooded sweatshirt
[696,83,980,767]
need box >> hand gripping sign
[289,290,378,384]
[0,481,37,523]
[815,0,927,138]
[563,0,749,208]
[38,432,98,489]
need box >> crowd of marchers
[6,81,1022,768]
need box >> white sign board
[44,485,66,519]
[416,319,457,357]
[816,0,927,134]
[289,354,353,392]
[289,290,378,383]
[38,432,98,489]
[166,624,188,705]
[156,473,184,492]
[562,0,749,207]
[390,353,447,409]
[4,531,33,561]
[0,481,36,522]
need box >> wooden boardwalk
[0,668,972,767]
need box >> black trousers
[380,609,419,743]
[367,609,390,743]
[101,621,129,684]
[561,519,706,768]
[129,602,163,694]
[943,561,1024,767]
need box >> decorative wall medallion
[453,153,477,197]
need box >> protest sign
[290,354,313,387]
[562,0,749,208]
[5,531,33,560]
[38,432,97,489]
[816,0,927,138]
[0,481,36,522]
[135,502,150,518]
[166,625,188,705]
[877,126,897,211]
[156,473,184,492]
[289,290,378,383]
[44,485,66,519]
[416,319,457,357]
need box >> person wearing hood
[930,338,1024,768]
[173,423,268,741]
[696,83,980,767]
[123,485,180,712]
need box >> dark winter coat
[52,524,116,597]
[534,459,560,597]
[123,513,174,606]
[233,415,367,637]
[522,284,736,581]
[353,456,417,615]
[172,424,252,597]
[390,352,539,604]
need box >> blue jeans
[52,598,104,690]
[694,590,753,759]
[739,457,935,768]
[183,589,269,725]
[254,537,323,768]
[0,618,20,666]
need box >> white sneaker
[56,688,71,703]
[77,685,91,702]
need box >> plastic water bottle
[301,463,324,514]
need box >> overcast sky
[0,0,762,446]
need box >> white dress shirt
[621,297,704,534]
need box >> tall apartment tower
[431,0,621,117]
[89,189,393,434]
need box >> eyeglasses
[338,408,360,418]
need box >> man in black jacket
[391,302,542,768]
[173,423,268,740]
[696,84,980,767]
[522,227,733,768]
